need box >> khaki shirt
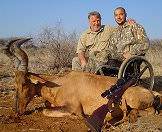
[76,25,114,62]
[110,22,150,60]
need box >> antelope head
[1,38,33,115]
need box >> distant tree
[33,22,78,72]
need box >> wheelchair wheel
[118,56,154,90]
[95,65,119,76]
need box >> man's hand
[78,51,87,68]
[81,61,87,68]
[127,18,136,25]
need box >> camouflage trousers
[72,57,106,73]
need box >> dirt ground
[0,76,162,132]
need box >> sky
[0,0,162,39]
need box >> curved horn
[0,37,32,72]
[0,38,20,60]
[0,38,23,71]
[11,38,32,72]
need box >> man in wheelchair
[96,7,150,78]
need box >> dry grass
[0,39,162,77]
[146,40,162,76]
[0,53,14,78]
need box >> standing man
[72,11,114,73]
[110,7,150,61]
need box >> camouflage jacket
[109,21,150,60]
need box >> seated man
[109,7,150,78]
[110,7,150,61]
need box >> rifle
[84,66,147,132]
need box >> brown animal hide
[2,38,161,122]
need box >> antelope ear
[29,74,47,84]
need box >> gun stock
[84,77,138,132]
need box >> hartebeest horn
[0,38,20,59]
[0,38,31,72]
[11,38,32,72]
[0,38,22,71]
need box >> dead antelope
[1,38,161,125]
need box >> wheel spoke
[138,65,149,78]
[134,62,139,76]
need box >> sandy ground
[0,76,162,132]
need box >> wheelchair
[95,55,154,90]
